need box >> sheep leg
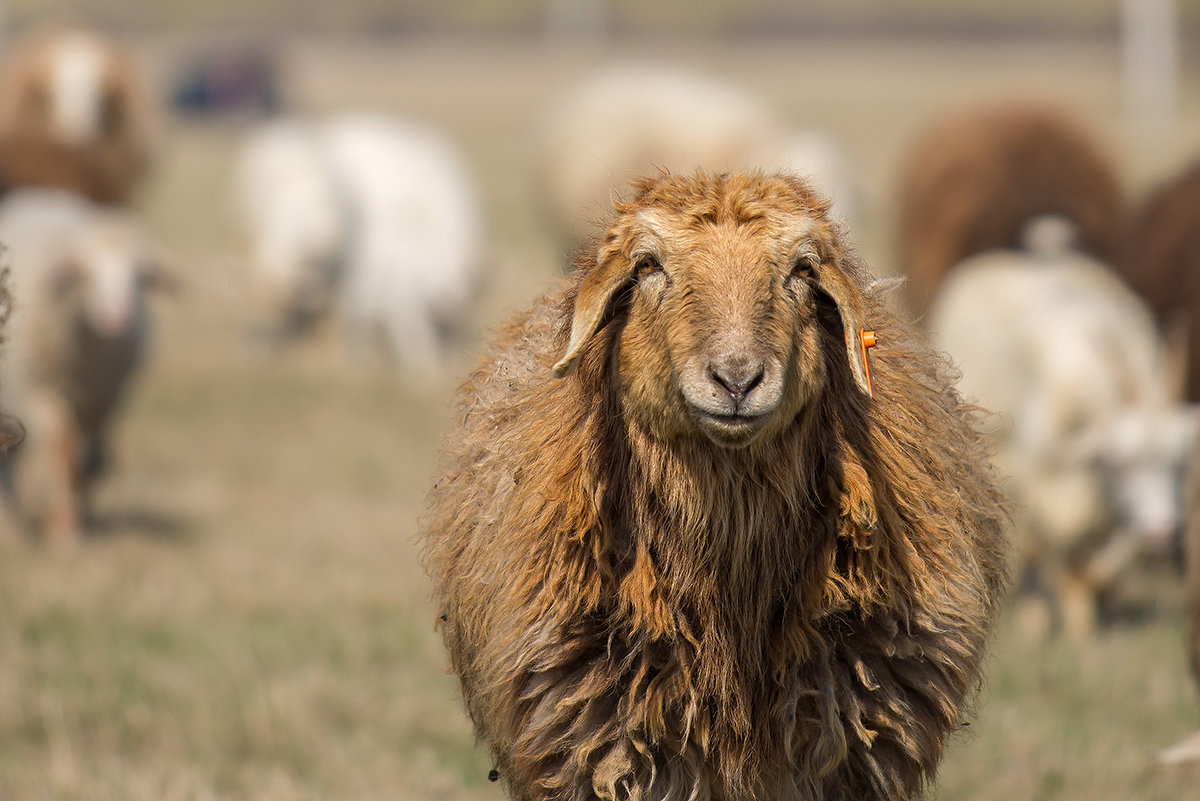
[1158,729,1200,766]
[76,433,108,528]
[1055,567,1099,641]
[1081,535,1139,591]
[32,395,84,548]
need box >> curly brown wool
[423,172,1008,801]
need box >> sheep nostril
[743,367,764,395]
[710,364,765,402]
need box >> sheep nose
[710,360,765,403]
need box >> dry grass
[0,34,1199,801]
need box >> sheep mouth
[688,407,771,446]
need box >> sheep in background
[539,64,858,246]
[928,234,1196,638]
[1118,159,1200,402]
[895,102,1121,311]
[0,26,155,205]
[0,189,172,546]
[232,113,484,374]
[424,172,1007,801]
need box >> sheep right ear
[552,250,631,378]
[812,262,873,397]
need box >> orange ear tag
[860,329,877,399]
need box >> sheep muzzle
[678,347,785,448]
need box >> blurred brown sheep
[0,26,155,205]
[895,102,1121,311]
[1118,160,1200,402]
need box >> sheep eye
[790,254,818,279]
[634,255,663,277]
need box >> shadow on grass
[87,507,200,544]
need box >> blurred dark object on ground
[171,43,280,117]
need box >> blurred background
[0,1,1198,800]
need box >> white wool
[929,248,1199,626]
[540,63,858,243]
[232,113,484,372]
[0,189,157,380]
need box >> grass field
[1,33,1200,801]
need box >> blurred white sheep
[232,113,484,374]
[0,189,173,546]
[0,26,155,204]
[539,63,858,246]
[929,223,1198,638]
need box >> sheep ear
[813,263,873,397]
[552,252,630,378]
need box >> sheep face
[1098,407,1199,551]
[54,214,171,338]
[554,172,872,449]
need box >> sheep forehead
[66,234,142,327]
[629,171,822,220]
[76,229,138,276]
[630,203,818,312]
[47,33,108,144]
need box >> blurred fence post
[543,0,611,44]
[1120,0,1179,142]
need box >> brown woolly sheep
[1118,159,1200,402]
[0,27,154,205]
[423,172,1008,801]
[895,102,1121,311]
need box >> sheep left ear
[552,251,630,378]
[813,263,873,397]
